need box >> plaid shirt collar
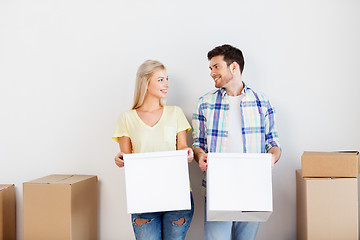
[217,81,249,98]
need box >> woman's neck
[138,96,162,112]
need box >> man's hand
[194,148,208,171]
[268,146,281,169]
[114,152,125,168]
[198,152,208,171]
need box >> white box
[123,150,191,214]
[207,153,273,222]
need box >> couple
[112,44,281,240]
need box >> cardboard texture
[206,153,273,222]
[123,150,191,214]
[302,151,359,178]
[23,175,97,240]
[296,170,358,240]
[0,184,16,240]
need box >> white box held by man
[207,153,273,222]
[123,150,191,214]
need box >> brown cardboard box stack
[23,175,98,240]
[296,151,359,240]
[0,184,16,240]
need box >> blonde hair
[132,60,166,110]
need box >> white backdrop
[1,0,360,239]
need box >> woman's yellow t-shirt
[112,106,191,153]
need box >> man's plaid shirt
[192,83,281,192]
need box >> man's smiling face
[209,55,234,89]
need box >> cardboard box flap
[59,175,97,185]
[0,184,14,191]
[27,175,97,185]
[297,169,360,180]
[302,151,359,158]
[27,175,73,184]
[337,151,359,155]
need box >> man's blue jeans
[204,197,259,240]
[131,193,194,240]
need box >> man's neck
[224,78,244,96]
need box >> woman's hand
[114,152,125,168]
[116,137,132,168]
[186,147,194,163]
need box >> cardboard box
[206,153,273,222]
[123,150,191,214]
[296,170,358,240]
[23,175,97,240]
[302,151,359,178]
[0,184,16,240]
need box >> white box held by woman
[207,153,273,222]
[123,150,191,214]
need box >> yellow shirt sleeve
[176,106,191,133]
[112,112,130,143]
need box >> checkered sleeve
[264,99,281,152]
[192,98,208,152]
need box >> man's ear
[230,61,238,73]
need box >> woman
[112,60,194,240]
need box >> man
[192,44,281,240]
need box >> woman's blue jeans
[131,193,194,240]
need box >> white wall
[1,0,359,239]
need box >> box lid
[124,150,187,159]
[302,151,359,158]
[26,175,97,185]
[301,151,359,178]
[0,184,14,191]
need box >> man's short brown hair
[207,44,245,73]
